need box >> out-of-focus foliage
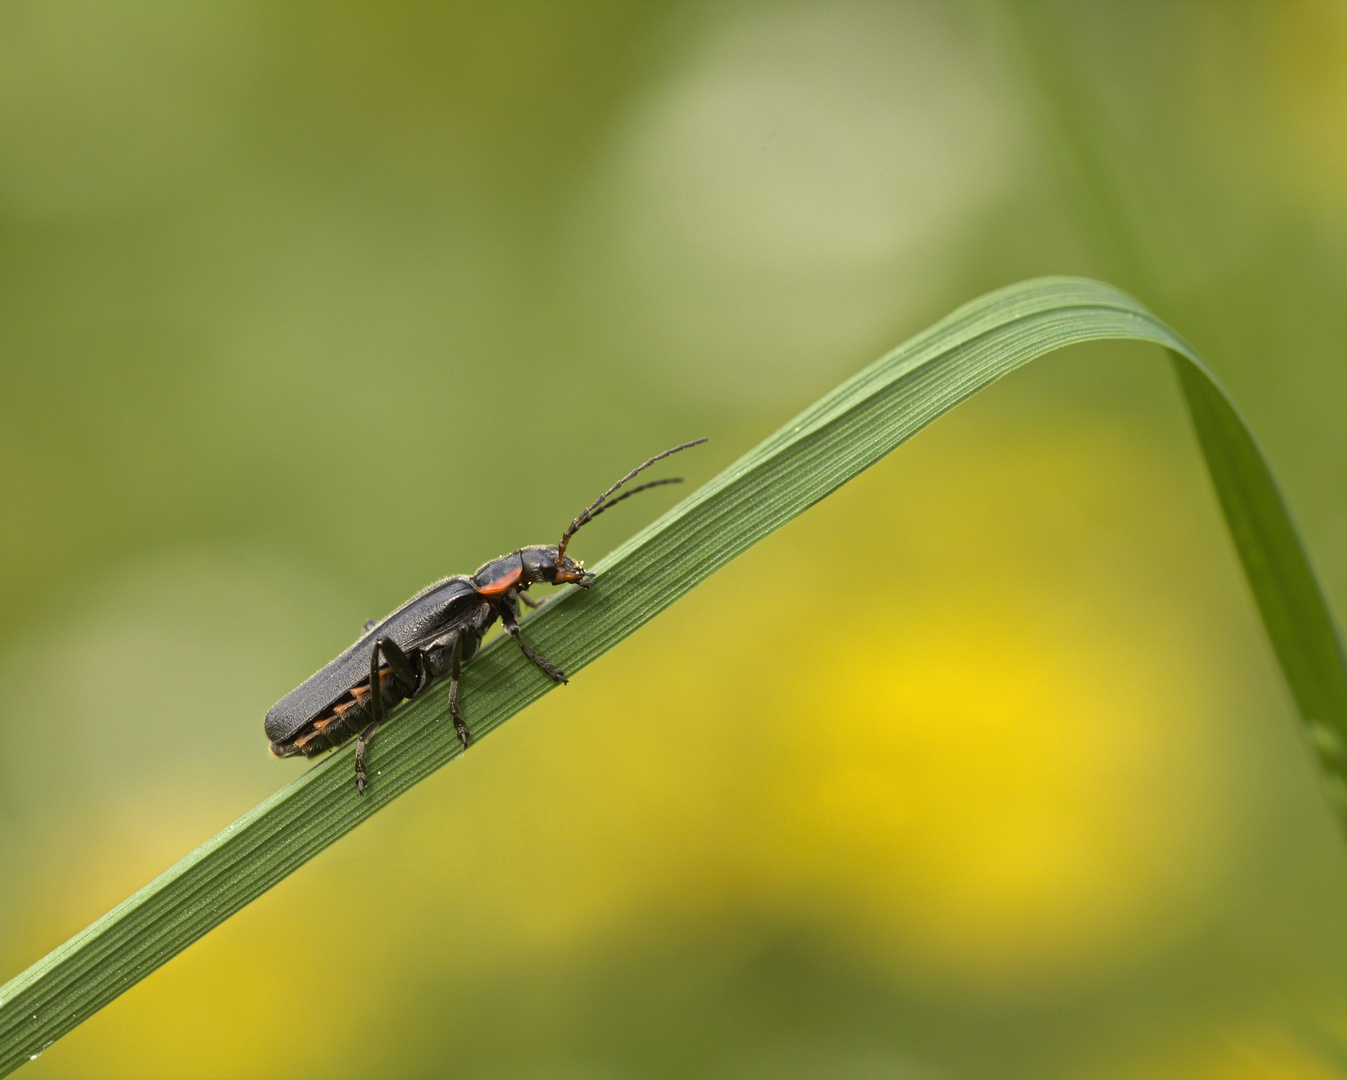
[1,3,1346,1077]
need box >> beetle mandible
[265,439,706,793]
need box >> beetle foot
[449,703,470,748]
[355,769,367,795]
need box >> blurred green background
[2,2,1347,1076]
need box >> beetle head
[520,545,594,588]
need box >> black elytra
[264,439,706,793]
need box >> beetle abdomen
[268,668,404,759]
[263,576,482,745]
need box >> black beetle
[265,439,706,792]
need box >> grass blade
[2,276,1343,1072]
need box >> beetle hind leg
[447,632,470,749]
[354,637,425,795]
[354,720,380,795]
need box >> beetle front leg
[498,602,567,684]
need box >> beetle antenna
[575,477,683,524]
[558,438,707,557]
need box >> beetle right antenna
[558,438,707,558]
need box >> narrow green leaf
[3,277,1343,1073]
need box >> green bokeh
[3,3,1347,1077]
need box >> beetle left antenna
[558,438,707,557]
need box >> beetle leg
[498,601,567,684]
[354,638,423,794]
[447,632,470,748]
[354,720,380,795]
[518,591,545,610]
[375,637,422,700]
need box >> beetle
[265,439,706,793]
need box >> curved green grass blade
[2,276,1344,1073]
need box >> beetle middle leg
[354,637,423,794]
[498,602,567,684]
